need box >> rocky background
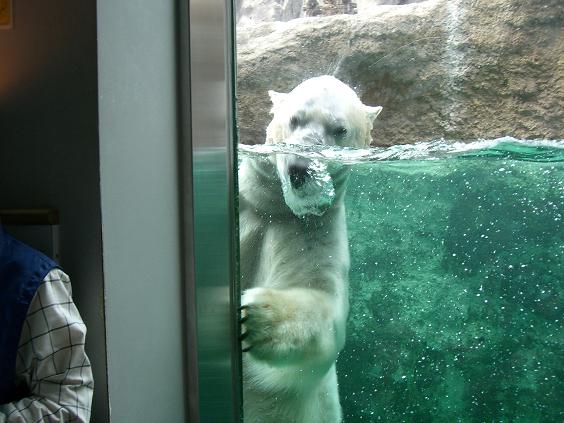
[236,0,564,146]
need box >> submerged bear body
[239,75,381,423]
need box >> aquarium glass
[236,0,563,421]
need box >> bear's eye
[333,126,347,137]
[289,116,300,130]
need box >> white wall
[97,0,187,421]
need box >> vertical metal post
[179,0,240,421]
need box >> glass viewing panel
[235,1,563,422]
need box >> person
[0,225,93,422]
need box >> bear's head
[265,75,382,149]
[263,76,382,217]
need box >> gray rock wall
[236,0,425,24]
[237,0,305,24]
[237,0,564,145]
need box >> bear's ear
[268,90,288,107]
[365,105,383,122]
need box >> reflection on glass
[236,0,563,422]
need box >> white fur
[239,75,381,423]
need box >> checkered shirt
[0,269,93,422]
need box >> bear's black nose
[288,163,309,188]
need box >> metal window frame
[178,0,241,421]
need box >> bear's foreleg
[240,286,346,372]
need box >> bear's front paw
[239,288,306,363]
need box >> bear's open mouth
[277,156,336,217]
[288,162,309,189]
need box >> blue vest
[0,228,58,403]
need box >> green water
[339,140,563,422]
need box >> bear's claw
[239,305,249,322]
[239,305,251,352]
[239,330,250,341]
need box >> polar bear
[239,75,382,423]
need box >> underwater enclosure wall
[339,141,563,421]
